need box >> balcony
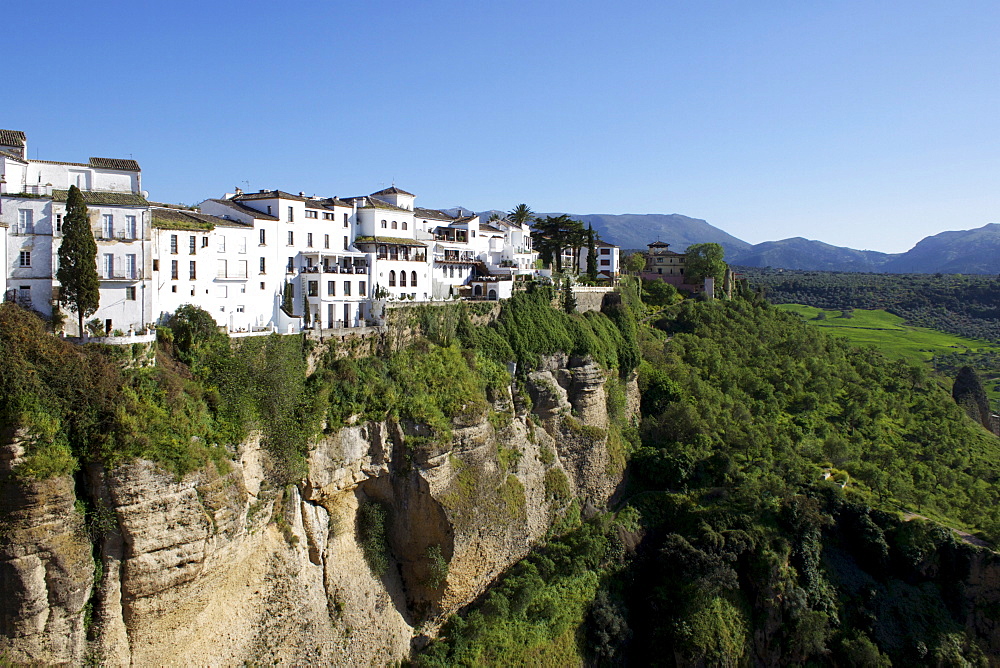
[101,270,141,281]
[96,231,142,242]
[375,253,426,263]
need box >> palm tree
[508,204,535,226]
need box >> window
[600,248,610,255]
[308,281,318,297]
[287,257,294,273]
[217,235,226,252]
[259,257,266,274]
[236,305,244,313]
[324,234,330,249]
[343,281,351,296]
[237,260,247,278]
[411,271,417,287]
[327,281,336,296]
[126,254,137,279]
[260,282,265,290]
[381,220,387,229]
[323,212,334,220]
[391,221,397,230]
[259,229,266,245]
[171,260,178,279]
[103,214,114,238]
[153,259,159,271]
[267,205,272,215]
[600,259,610,266]
[287,206,294,222]
[344,213,349,227]
[56,213,63,233]
[402,222,407,230]
[18,251,30,267]
[189,261,197,280]
[189,236,196,254]
[125,287,136,301]
[170,234,178,254]
[307,233,313,247]
[305,210,318,219]
[17,209,34,234]
[104,253,114,277]
[217,259,227,277]
[171,285,177,293]
[288,231,294,246]
[344,236,348,250]
[126,215,137,239]
[389,271,396,286]
[202,236,209,248]
[400,271,407,287]
[359,281,366,295]
[238,237,247,253]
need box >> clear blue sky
[7,0,1000,253]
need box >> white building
[577,239,620,279]
[0,129,153,335]
[200,190,370,331]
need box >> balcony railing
[101,270,140,280]
[376,253,426,262]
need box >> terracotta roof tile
[235,190,305,202]
[89,157,141,171]
[206,198,280,221]
[0,130,25,147]
[354,235,426,247]
[371,185,414,197]
[52,189,148,206]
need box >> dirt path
[902,512,991,548]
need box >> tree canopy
[684,242,726,284]
[532,215,587,272]
[624,252,647,274]
[56,185,100,335]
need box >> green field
[777,304,1000,407]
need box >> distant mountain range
[503,211,1000,275]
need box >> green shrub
[356,500,391,577]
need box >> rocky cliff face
[0,355,638,665]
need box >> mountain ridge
[467,208,1000,274]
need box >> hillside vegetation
[746,269,1000,341]
[776,305,1000,409]
[419,295,1000,666]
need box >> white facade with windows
[1,129,152,335]
[2,128,544,337]
[576,240,621,278]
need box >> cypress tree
[562,276,576,313]
[586,224,599,281]
[953,366,992,431]
[56,185,100,335]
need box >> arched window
[402,222,408,230]
[488,289,497,300]
[391,221,398,229]
[411,271,417,287]
[389,271,396,286]
[449,266,455,279]
[400,271,407,287]
[474,285,482,297]
[381,220,387,228]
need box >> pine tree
[56,185,100,335]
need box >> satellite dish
[141,190,149,198]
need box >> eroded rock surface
[0,356,637,664]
